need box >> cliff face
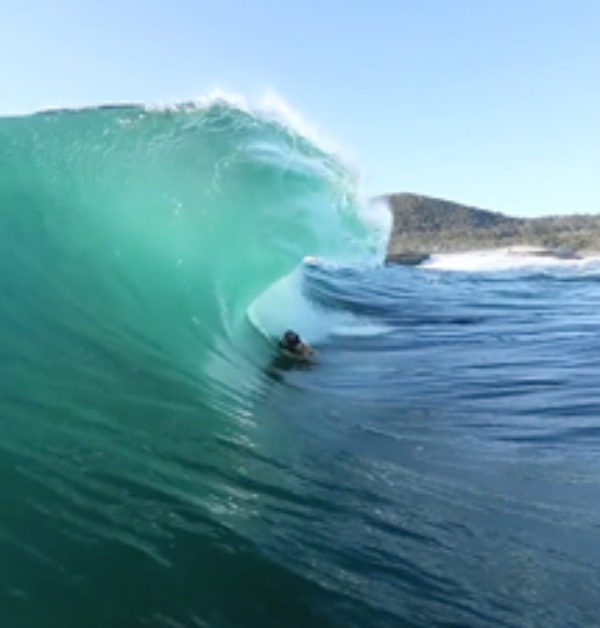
[384,193,600,262]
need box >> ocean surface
[1,101,600,627]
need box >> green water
[0,103,375,627]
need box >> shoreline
[383,193,600,265]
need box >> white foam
[422,248,600,272]
[301,254,381,273]
[247,266,333,344]
[330,323,391,338]
[145,87,252,114]
[359,197,393,261]
[247,264,390,345]
[257,90,353,162]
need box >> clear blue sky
[2,0,599,216]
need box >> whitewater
[1,98,599,627]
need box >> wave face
[0,102,370,363]
[0,102,382,627]
[2,102,600,628]
[0,103,376,444]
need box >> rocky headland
[382,193,600,264]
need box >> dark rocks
[384,252,430,266]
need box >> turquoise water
[2,102,600,627]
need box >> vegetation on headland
[383,193,600,263]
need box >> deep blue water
[4,257,600,627]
